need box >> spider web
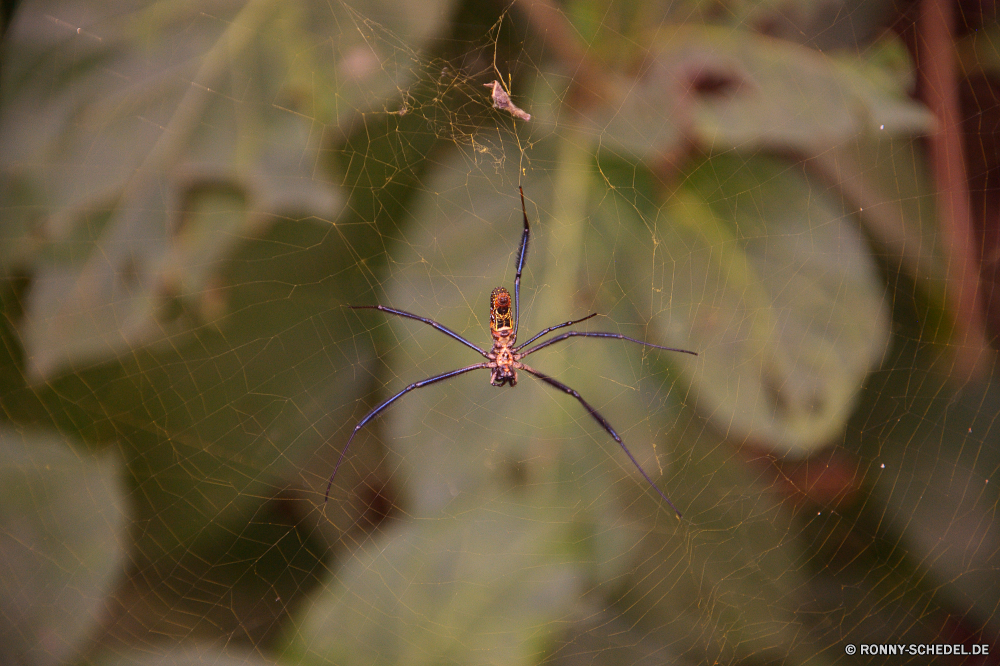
[2,0,999,665]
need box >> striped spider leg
[327,187,697,517]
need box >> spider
[326,187,697,517]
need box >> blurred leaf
[288,496,586,666]
[815,133,952,340]
[547,610,697,666]
[582,26,931,162]
[0,427,127,666]
[827,35,932,135]
[87,643,279,666]
[576,170,832,661]
[850,345,1000,630]
[0,0,454,380]
[565,0,897,54]
[957,24,1000,77]
[612,154,892,454]
[0,0,454,574]
[2,210,376,572]
[617,414,818,663]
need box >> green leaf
[816,133,951,339]
[594,154,891,454]
[16,213,376,569]
[619,424,810,663]
[957,24,1000,77]
[850,346,1000,630]
[547,610,696,666]
[573,160,839,661]
[86,643,279,666]
[581,26,931,162]
[1,0,453,380]
[827,35,933,135]
[0,0,456,577]
[288,496,587,666]
[0,428,127,666]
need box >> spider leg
[324,362,490,502]
[512,186,530,342]
[520,331,698,358]
[520,364,682,518]
[516,313,598,351]
[349,305,489,358]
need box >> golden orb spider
[326,187,697,517]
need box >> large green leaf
[0,0,456,576]
[289,495,588,666]
[565,0,898,50]
[620,154,892,454]
[0,428,127,666]
[816,133,951,338]
[88,643,279,666]
[0,0,453,381]
[580,26,931,162]
[850,345,1000,633]
[601,399,846,665]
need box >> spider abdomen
[489,339,519,387]
[490,286,513,339]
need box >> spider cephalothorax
[328,186,697,518]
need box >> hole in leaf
[689,69,743,98]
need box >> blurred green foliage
[1,0,998,665]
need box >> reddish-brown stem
[920,0,993,376]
